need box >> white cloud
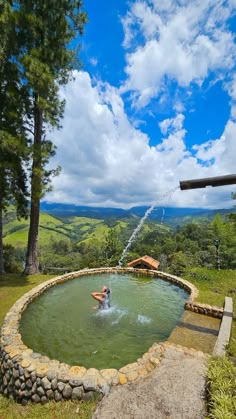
[47,71,236,209]
[122,0,236,107]
[159,114,185,135]
[225,75,236,120]
[90,57,98,67]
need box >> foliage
[1,1,87,274]
[102,228,123,266]
[168,251,194,275]
[3,244,24,273]
[39,251,83,274]
[3,209,236,277]
[131,214,236,272]
[0,2,29,273]
[206,356,236,419]
[0,138,28,215]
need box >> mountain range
[40,201,235,222]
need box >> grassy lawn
[0,273,96,419]
[0,396,97,419]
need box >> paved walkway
[93,343,208,419]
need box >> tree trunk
[0,202,5,274]
[24,199,40,274]
[23,101,42,275]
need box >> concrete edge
[213,296,233,356]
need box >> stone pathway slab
[93,345,207,419]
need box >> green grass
[0,273,96,418]
[0,396,96,419]
[80,225,92,232]
[80,224,109,244]
[3,227,29,248]
[184,267,236,357]
[3,211,70,248]
[0,274,54,327]
[80,220,130,245]
[206,356,236,419]
[116,221,128,229]
[3,219,28,235]
[3,212,110,249]
[38,228,70,244]
[39,212,63,225]
[3,227,71,248]
[68,217,102,225]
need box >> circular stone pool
[20,272,188,370]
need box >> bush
[169,251,194,275]
[3,244,24,273]
[206,356,236,419]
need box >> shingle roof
[127,255,160,270]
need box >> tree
[103,228,123,265]
[211,214,226,239]
[7,1,87,274]
[170,251,193,276]
[228,192,236,223]
[3,244,25,273]
[0,2,28,274]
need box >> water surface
[20,273,188,369]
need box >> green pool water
[20,273,188,369]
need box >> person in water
[91,286,111,310]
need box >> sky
[47,0,236,209]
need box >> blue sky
[48,0,236,209]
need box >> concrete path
[93,344,208,419]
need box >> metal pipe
[179,174,236,190]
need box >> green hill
[3,209,145,249]
[4,205,236,275]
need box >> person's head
[102,285,110,294]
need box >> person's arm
[91,292,106,302]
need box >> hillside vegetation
[3,207,170,271]
[3,206,236,278]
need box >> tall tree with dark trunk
[9,1,87,274]
[0,1,28,274]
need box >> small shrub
[206,356,236,419]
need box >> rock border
[0,267,211,404]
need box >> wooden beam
[180,174,236,190]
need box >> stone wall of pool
[0,267,222,404]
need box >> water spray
[161,208,165,224]
[117,186,179,267]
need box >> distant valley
[40,202,235,223]
[3,203,235,250]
